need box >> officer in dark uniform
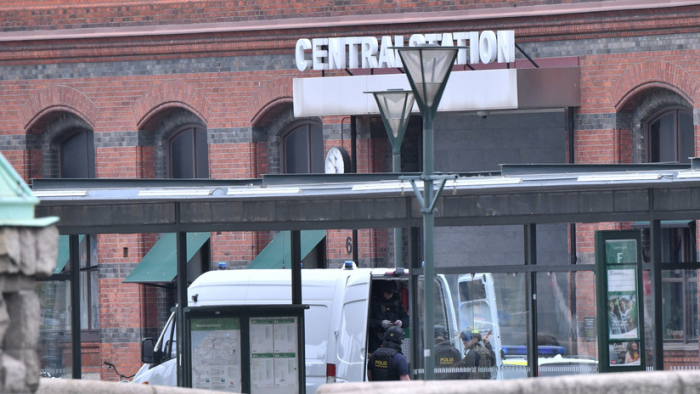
[368,281,409,354]
[433,325,462,380]
[454,329,481,379]
[367,326,410,381]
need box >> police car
[501,345,598,379]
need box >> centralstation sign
[295,30,515,71]
[292,29,581,117]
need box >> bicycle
[103,361,135,383]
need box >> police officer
[368,326,410,381]
[454,329,480,379]
[434,325,462,380]
[368,281,409,354]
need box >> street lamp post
[365,89,415,268]
[395,45,460,380]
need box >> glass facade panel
[537,271,599,377]
[421,272,530,380]
[37,280,72,378]
[661,269,699,344]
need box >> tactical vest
[370,347,398,381]
[474,345,494,379]
[434,342,460,380]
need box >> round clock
[324,146,351,174]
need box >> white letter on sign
[361,37,379,69]
[295,39,312,71]
[497,30,515,63]
[346,37,361,69]
[312,38,329,71]
[377,36,395,68]
[479,31,497,64]
[329,38,346,70]
[468,31,479,64]
[409,34,426,47]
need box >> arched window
[641,105,697,343]
[283,121,323,174]
[59,129,95,178]
[167,124,210,282]
[646,107,694,163]
[168,125,208,178]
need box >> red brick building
[1,0,699,382]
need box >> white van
[132,265,460,393]
[457,273,503,379]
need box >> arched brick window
[645,107,694,163]
[168,124,209,178]
[282,121,323,174]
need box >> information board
[184,305,307,393]
[595,230,645,372]
[190,317,242,392]
[250,317,299,394]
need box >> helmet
[434,325,449,339]
[460,329,474,342]
[379,281,398,295]
[384,326,405,344]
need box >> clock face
[325,147,349,174]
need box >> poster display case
[184,305,307,393]
[596,230,645,372]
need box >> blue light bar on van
[502,345,566,356]
[343,261,356,269]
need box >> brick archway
[22,85,99,132]
[611,60,699,111]
[133,81,211,128]
[248,77,293,127]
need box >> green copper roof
[0,152,58,227]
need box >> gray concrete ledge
[317,370,700,394]
[36,378,229,394]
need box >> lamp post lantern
[395,45,460,381]
[365,88,415,268]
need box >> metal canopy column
[408,227,421,379]
[524,224,539,378]
[176,230,187,386]
[290,230,306,393]
[175,200,188,387]
[291,230,302,305]
[69,234,81,379]
[650,218,663,370]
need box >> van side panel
[335,274,371,383]
[303,304,331,393]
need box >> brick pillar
[0,226,58,393]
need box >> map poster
[190,317,242,392]
[250,317,299,394]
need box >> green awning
[124,232,210,284]
[247,230,326,269]
[53,234,85,274]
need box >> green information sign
[595,230,645,373]
[605,239,638,264]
